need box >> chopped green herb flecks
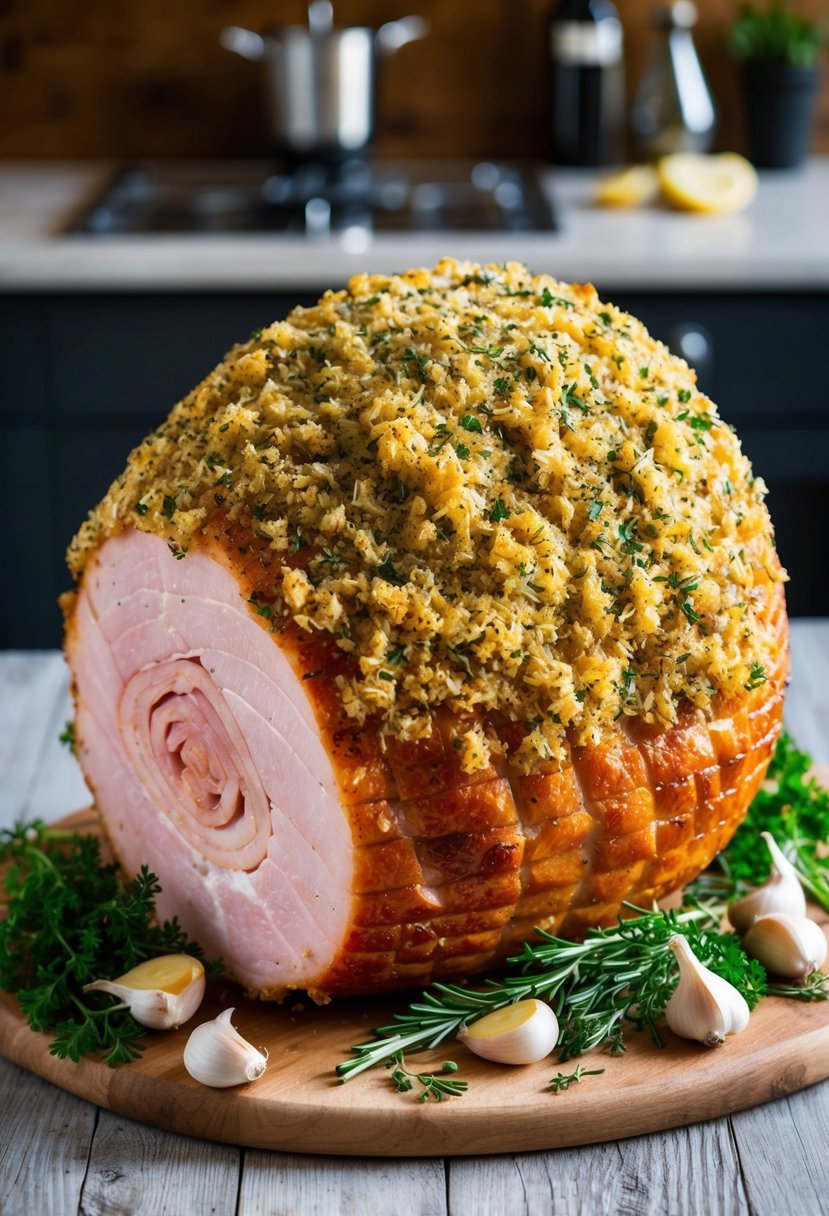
[377,556,406,586]
[745,662,767,690]
[248,593,272,619]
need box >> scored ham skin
[66,515,788,999]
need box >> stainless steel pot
[221,2,427,160]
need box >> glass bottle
[630,1,717,159]
[549,0,625,166]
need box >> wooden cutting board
[2,808,829,1157]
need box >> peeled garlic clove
[457,999,559,1065]
[183,1008,268,1087]
[729,832,806,934]
[742,913,828,980]
[665,935,750,1048]
[83,954,205,1030]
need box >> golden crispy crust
[69,261,785,776]
[194,516,788,998]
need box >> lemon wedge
[595,164,660,208]
[658,153,758,215]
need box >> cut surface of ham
[68,527,352,995]
[66,521,788,999]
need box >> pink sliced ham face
[119,659,272,869]
[67,528,352,994]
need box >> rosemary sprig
[337,902,764,1081]
[549,1064,605,1093]
[387,1053,468,1102]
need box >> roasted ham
[64,260,789,999]
[66,517,787,998]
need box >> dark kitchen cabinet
[2,292,316,647]
[2,288,827,648]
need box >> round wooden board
[2,809,829,1157]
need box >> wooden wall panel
[1,0,827,161]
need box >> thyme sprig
[549,1065,605,1093]
[337,902,764,1082]
[386,1053,468,1102]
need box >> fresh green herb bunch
[691,732,829,911]
[337,902,766,1082]
[727,2,825,68]
[0,821,220,1066]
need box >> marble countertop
[1,159,828,293]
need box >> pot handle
[375,15,427,56]
[220,26,266,62]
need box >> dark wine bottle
[549,0,625,166]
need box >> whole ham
[64,261,788,999]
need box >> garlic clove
[457,999,559,1065]
[729,832,806,933]
[665,935,750,1048]
[742,913,828,980]
[183,1007,268,1088]
[83,954,205,1030]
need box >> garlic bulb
[457,999,559,1065]
[728,832,806,933]
[183,1008,268,1087]
[665,935,750,1047]
[84,954,205,1030]
[742,913,828,980]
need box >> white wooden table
[2,626,829,1216]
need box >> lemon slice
[658,153,758,215]
[595,165,660,208]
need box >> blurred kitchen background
[1,0,828,646]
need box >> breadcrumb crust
[68,259,784,772]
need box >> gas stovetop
[69,159,557,238]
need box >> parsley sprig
[0,821,219,1066]
[337,902,765,1082]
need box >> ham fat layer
[66,526,788,999]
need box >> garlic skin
[183,1008,268,1087]
[742,913,828,980]
[458,999,559,1065]
[665,935,750,1048]
[84,954,205,1030]
[728,832,806,934]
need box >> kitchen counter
[1,159,829,292]
[3,162,829,646]
[2,626,829,1214]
